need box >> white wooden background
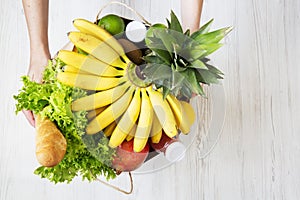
[1,0,300,199]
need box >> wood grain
[1,0,300,199]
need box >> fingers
[22,53,50,127]
[28,51,51,83]
[27,65,46,83]
[22,110,36,127]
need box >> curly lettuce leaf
[14,59,116,183]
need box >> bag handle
[96,1,152,26]
[95,172,133,195]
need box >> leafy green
[14,59,116,183]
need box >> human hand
[27,53,50,83]
[23,51,51,127]
[181,0,203,33]
[22,0,50,127]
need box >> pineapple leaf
[206,63,224,75]
[143,11,231,100]
[152,49,172,65]
[169,10,183,33]
[142,63,172,82]
[172,71,186,89]
[198,43,224,57]
[146,37,166,50]
[143,55,165,64]
[201,57,210,63]
[191,19,214,39]
[146,33,173,64]
[166,19,171,28]
[196,69,221,84]
[174,60,187,72]
[182,69,205,96]
[194,27,232,44]
[181,48,206,62]
[153,29,176,56]
[184,29,191,36]
[162,86,170,99]
[181,83,193,99]
[190,59,208,70]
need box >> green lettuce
[14,59,116,183]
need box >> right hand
[23,51,51,127]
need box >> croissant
[35,115,67,167]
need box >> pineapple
[142,11,232,99]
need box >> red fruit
[112,140,149,172]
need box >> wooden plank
[1,0,300,199]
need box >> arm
[22,0,50,127]
[181,0,204,33]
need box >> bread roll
[35,115,67,167]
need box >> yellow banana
[150,112,163,143]
[57,72,125,91]
[63,65,91,75]
[166,95,191,134]
[109,88,141,148]
[103,121,117,137]
[73,18,130,63]
[68,32,126,68]
[58,50,124,76]
[72,82,131,111]
[147,88,178,138]
[126,124,137,141]
[86,86,135,134]
[134,88,153,152]
[180,101,196,133]
[86,107,107,120]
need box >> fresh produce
[71,82,131,111]
[145,23,167,45]
[14,61,116,183]
[112,140,150,172]
[67,32,126,67]
[109,88,141,148]
[56,11,231,151]
[166,94,195,134]
[56,71,125,90]
[86,86,135,135]
[118,38,143,65]
[98,14,125,35]
[74,18,127,60]
[150,112,163,143]
[150,131,186,162]
[104,121,117,137]
[126,124,137,142]
[14,10,231,184]
[147,87,178,138]
[35,114,67,167]
[143,11,232,99]
[55,16,203,152]
[58,50,124,76]
[133,88,154,152]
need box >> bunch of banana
[56,18,196,152]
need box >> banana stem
[126,62,152,88]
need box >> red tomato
[112,140,149,172]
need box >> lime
[98,14,125,35]
[145,23,167,45]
